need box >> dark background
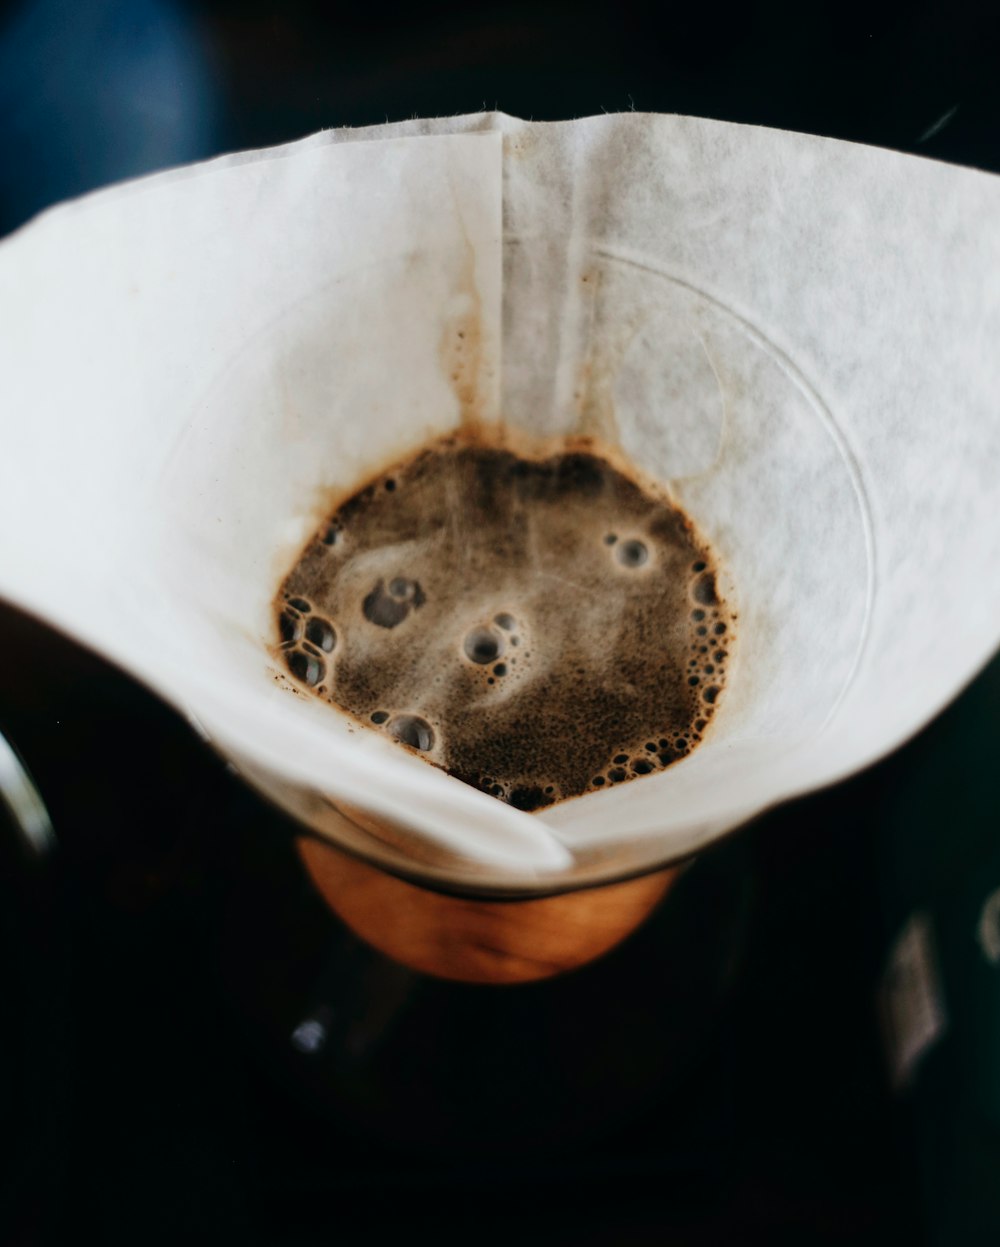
[2,0,1000,235]
[2,2,1000,1244]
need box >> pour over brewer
[2,114,1000,992]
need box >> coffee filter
[2,112,999,894]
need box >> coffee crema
[274,430,735,812]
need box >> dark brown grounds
[275,430,735,811]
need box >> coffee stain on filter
[440,285,486,429]
[439,165,499,433]
[572,265,646,448]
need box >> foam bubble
[288,650,324,687]
[363,580,413,628]
[508,786,553,812]
[388,714,434,751]
[464,626,504,665]
[615,538,648,568]
[389,577,421,602]
[305,617,336,652]
[279,610,303,644]
[692,573,719,606]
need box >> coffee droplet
[274,431,735,807]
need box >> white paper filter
[1,113,999,893]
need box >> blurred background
[2,2,1000,1244]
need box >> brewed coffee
[275,431,735,811]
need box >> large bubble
[388,714,435,751]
